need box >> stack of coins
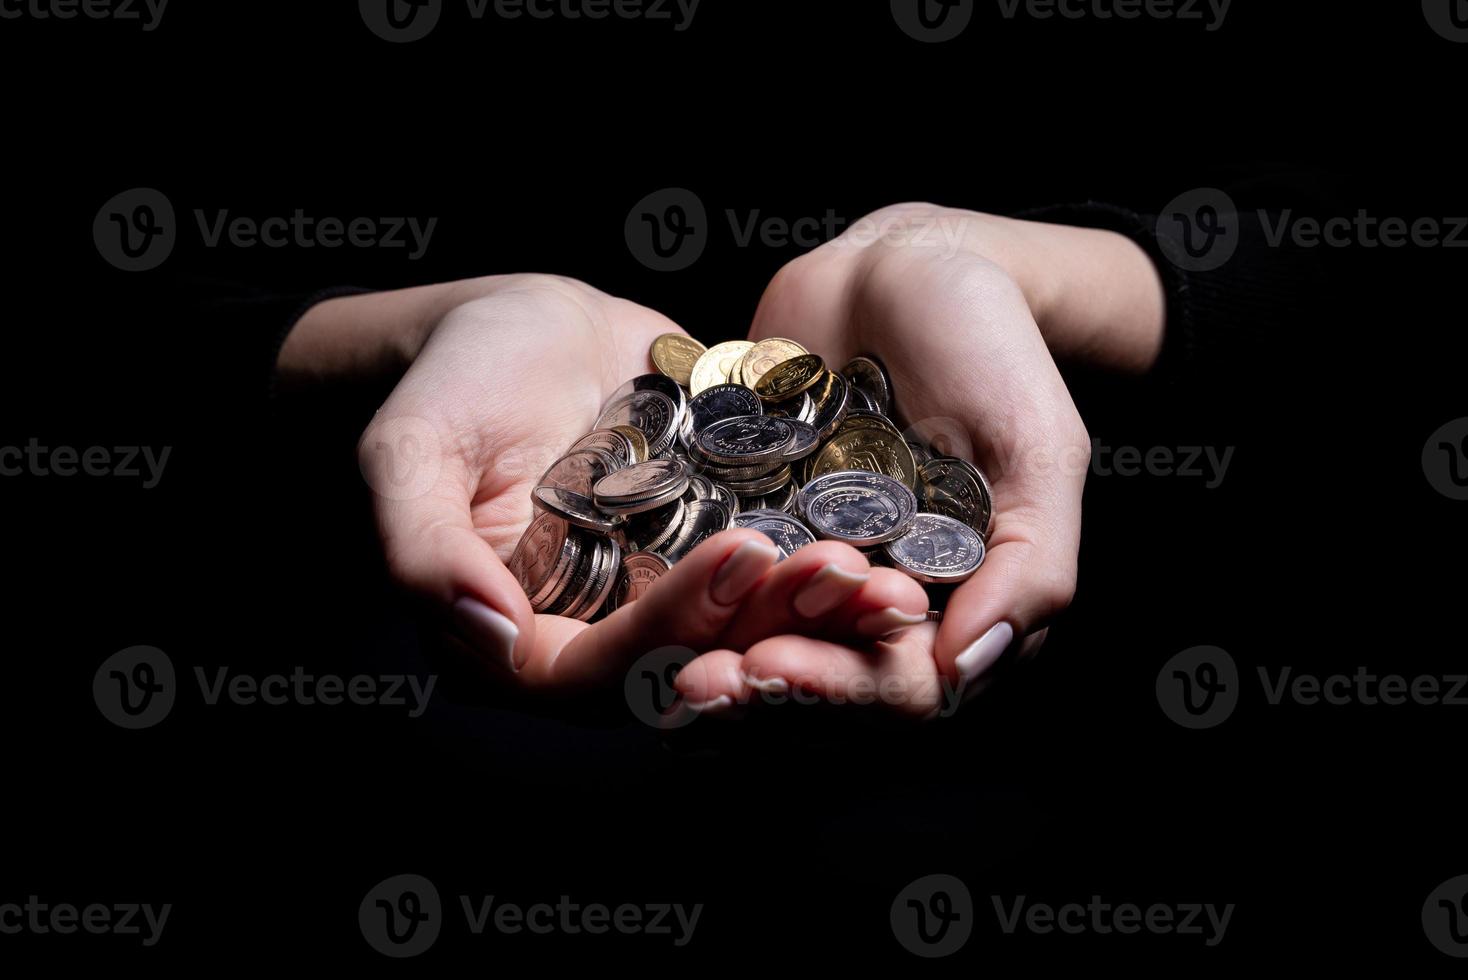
[508,334,996,620]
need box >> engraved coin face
[660,499,731,563]
[608,374,687,427]
[799,470,917,545]
[754,354,826,401]
[593,458,689,505]
[738,337,808,391]
[508,512,572,602]
[733,509,816,558]
[651,334,707,387]
[697,416,794,465]
[609,550,673,612]
[569,430,635,467]
[919,456,994,539]
[610,425,649,464]
[688,383,763,434]
[780,419,821,462]
[690,340,755,395]
[883,512,985,584]
[596,390,678,456]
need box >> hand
[671,205,1166,719]
[323,274,928,696]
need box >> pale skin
[282,205,1165,718]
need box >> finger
[933,502,1081,694]
[737,626,946,720]
[667,650,748,723]
[362,422,537,678]
[545,529,780,688]
[717,542,928,651]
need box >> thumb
[359,413,535,676]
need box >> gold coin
[650,333,706,388]
[754,354,825,401]
[690,340,755,395]
[738,337,808,391]
[809,423,918,489]
[610,425,649,464]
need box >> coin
[690,340,755,395]
[918,455,995,540]
[688,383,763,433]
[809,416,917,489]
[651,334,707,387]
[733,508,816,558]
[841,355,893,415]
[660,499,731,563]
[883,512,985,584]
[723,465,792,497]
[799,470,917,545]
[754,354,826,402]
[742,480,796,514]
[696,416,794,466]
[738,338,809,391]
[608,550,672,612]
[594,458,689,506]
[508,512,575,608]
[624,498,685,554]
[596,390,678,458]
[780,419,821,463]
[809,370,849,440]
[533,486,625,534]
[707,481,740,517]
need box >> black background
[2,0,1464,969]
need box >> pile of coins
[508,335,995,621]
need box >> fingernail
[954,621,1014,703]
[685,695,736,717]
[710,540,780,606]
[741,671,790,695]
[793,564,869,617]
[855,607,929,636]
[451,597,521,673]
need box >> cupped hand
[673,205,1106,719]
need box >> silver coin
[724,465,792,497]
[623,498,686,554]
[596,390,678,457]
[659,499,731,563]
[569,536,622,621]
[607,374,688,431]
[846,384,879,414]
[810,370,850,440]
[696,415,794,465]
[918,455,995,540]
[593,458,689,506]
[780,419,821,463]
[532,486,624,534]
[841,355,893,415]
[765,390,812,422]
[883,512,985,584]
[707,481,740,517]
[906,439,933,466]
[742,480,797,515]
[799,470,917,545]
[733,508,816,559]
[538,448,620,496]
[568,429,636,467]
[688,383,762,434]
[684,474,714,502]
[608,551,672,613]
